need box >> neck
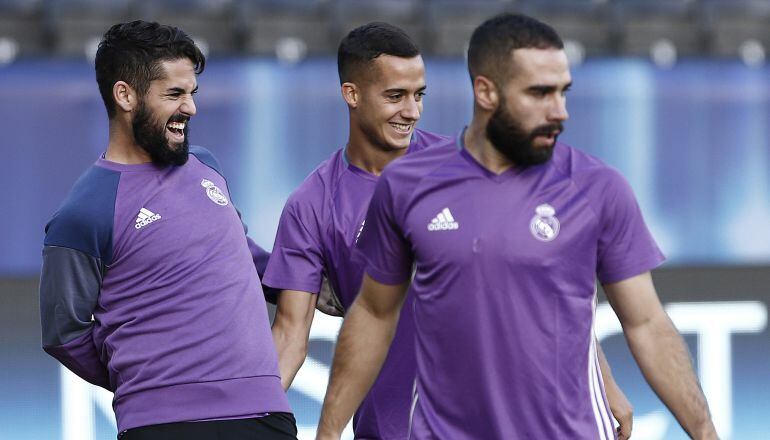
[463,117,514,175]
[104,120,151,164]
[345,125,409,176]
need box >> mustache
[167,113,189,124]
[530,122,564,138]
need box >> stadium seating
[0,0,765,63]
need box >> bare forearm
[272,289,317,390]
[597,342,632,440]
[317,300,399,438]
[597,345,616,395]
[597,344,627,412]
[272,326,307,390]
[624,313,716,439]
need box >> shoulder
[409,129,453,153]
[551,143,627,188]
[384,136,457,185]
[188,145,224,175]
[283,149,345,216]
[378,138,458,208]
[552,143,634,212]
[44,164,121,261]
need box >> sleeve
[596,170,666,284]
[354,174,413,285]
[263,197,326,295]
[40,246,111,389]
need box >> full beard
[132,102,189,166]
[486,103,562,167]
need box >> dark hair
[95,20,205,119]
[337,22,420,85]
[468,13,563,85]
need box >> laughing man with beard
[40,21,297,440]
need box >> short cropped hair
[95,20,205,119]
[337,22,420,85]
[468,13,563,85]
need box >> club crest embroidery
[529,203,560,242]
[201,179,229,206]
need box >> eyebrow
[527,82,572,93]
[383,85,427,94]
[166,86,198,94]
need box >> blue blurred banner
[1,58,769,272]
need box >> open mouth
[539,132,557,140]
[389,122,413,134]
[166,121,186,143]
[534,129,561,143]
[532,123,563,143]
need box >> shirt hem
[115,374,291,432]
[262,276,321,295]
[363,263,411,286]
[598,253,666,285]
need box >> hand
[609,387,633,440]
[596,341,633,439]
[316,276,345,316]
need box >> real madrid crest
[201,179,229,206]
[529,203,560,242]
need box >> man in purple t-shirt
[266,22,631,440]
[263,23,438,439]
[40,21,296,440]
[317,14,718,440]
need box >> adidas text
[135,214,161,229]
[428,221,459,231]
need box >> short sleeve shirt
[264,129,450,439]
[356,133,664,439]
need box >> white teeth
[391,122,411,132]
[167,122,185,130]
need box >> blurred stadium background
[1,0,769,439]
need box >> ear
[113,81,137,113]
[473,75,499,112]
[341,82,359,109]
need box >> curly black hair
[95,20,205,118]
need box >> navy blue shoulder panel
[44,165,120,265]
[189,145,250,232]
[189,145,224,175]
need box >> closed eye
[166,86,197,98]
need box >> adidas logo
[427,208,459,231]
[135,207,161,230]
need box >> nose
[181,96,197,117]
[400,96,421,121]
[548,95,568,123]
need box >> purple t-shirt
[356,132,665,439]
[42,147,290,432]
[264,129,449,439]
